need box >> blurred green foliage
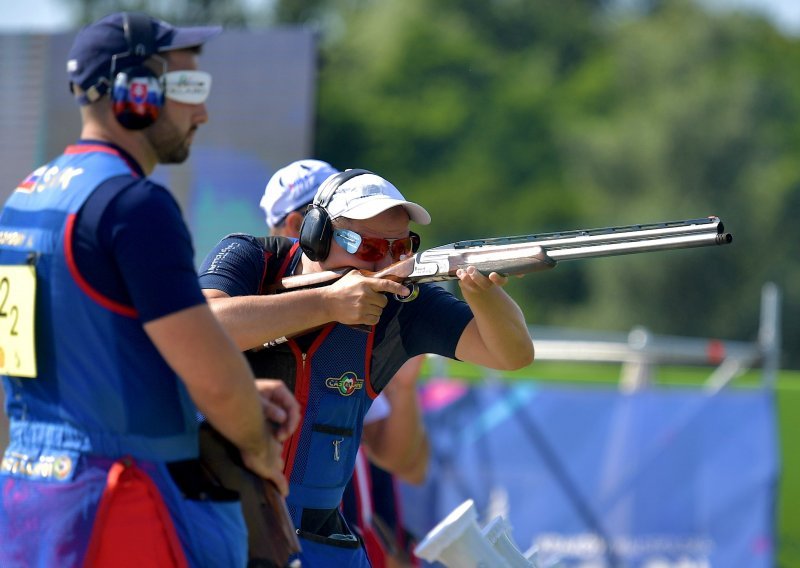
[306,0,800,368]
[69,0,800,367]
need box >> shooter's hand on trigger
[322,269,410,326]
[255,379,300,442]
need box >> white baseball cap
[324,172,431,225]
[260,159,339,228]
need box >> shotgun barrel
[279,216,733,292]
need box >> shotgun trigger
[395,284,419,303]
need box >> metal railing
[427,282,781,392]
[527,282,781,391]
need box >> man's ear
[284,211,305,239]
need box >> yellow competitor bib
[0,265,36,378]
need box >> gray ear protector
[298,169,373,261]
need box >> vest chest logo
[16,164,84,194]
[325,371,364,396]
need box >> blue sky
[705,0,800,34]
[2,0,799,35]
[2,0,73,30]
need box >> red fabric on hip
[83,458,188,568]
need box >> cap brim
[158,26,223,52]
[337,198,431,225]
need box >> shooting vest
[245,237,378,565]
[0,144,198,464]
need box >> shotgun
[278,216,732,300]
[198,423,301,567]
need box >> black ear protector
[110,12,164,130]
[299,169,373,261]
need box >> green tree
[65,0,800,367]
[310,0,800,366]
[312,0,606,323]
[66,0,261,26]
[555,0,800,363]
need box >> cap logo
[287,174,314,195]
[341,184,387,209]
[357,185,383,197]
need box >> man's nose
[375,251,395,270]
[194,103,209,124]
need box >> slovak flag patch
[16,166,45,193]
[129,80,149,104]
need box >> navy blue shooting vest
[245,238,377,565]
[0,144,198,466]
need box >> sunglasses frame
[332,228,421,262]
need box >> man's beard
[146,117,194,164]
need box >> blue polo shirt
[71,140,204,320]
[198,233,474,391]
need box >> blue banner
[401,380,778,567]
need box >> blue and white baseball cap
[260,159,340,228]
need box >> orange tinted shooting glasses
[332,229,421,262]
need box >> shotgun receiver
[278,216,732,298]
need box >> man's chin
[158,146,191,165]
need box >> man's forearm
[460,284,534,370]
[362,356,429,482]
[144,304,271,455]
[205,289,334,350]
[189,363,271,456]
[366,384,429,483]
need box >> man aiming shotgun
[199,168,535,567]
[198,164,731,566]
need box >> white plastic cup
[482,516,535,567]
[414,499,511,568]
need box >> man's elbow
[500,341,535,371]
[397,461,428,486]
[522,341,535,367]
[392,443,430,485]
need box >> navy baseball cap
[67,12,221,101]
